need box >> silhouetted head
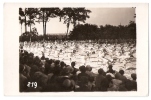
[119,69,124,75]
[131,73,137,80]
[60,61,65,68]
[98,68,104,75]
[71,62,75,67]
[79,65,86,73]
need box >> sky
[20,8,135,35]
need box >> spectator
[19,64,28,92]
[86,65,95,91]
[78,66,89,82]
[95,68,106,91]
[125,73,137,91]
[118,69,127,84]
[106,65,115,74]
[107,72,125,91]
[76,76,90,91]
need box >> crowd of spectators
[19,49,137,92]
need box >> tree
[26,8,38,33]
[69,24,98,40]
[26,20,35,32]
[61,8,91,38]
[72,8,91,27]
[36,8,60,39]
[19,8,28,33]
[127,21,136,39]
[69,21,136,40]
[19,16,24,35]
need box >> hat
[79,66,86,72]
[98,68,104,74]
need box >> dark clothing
[99,77,110,91]
[19,74,28,92]
[76,84,91,92]
[95,74,106,91]
[125,79,137,91]
[106,69,115,74]
[78,73,89,82]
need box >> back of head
[119,69,124,75]
[98,68,104,75]
[31,65,40,73]
[79,65,86,73]
[62,66,73,75]
[55,60,60,66]
[60,61,65,68]
[131,73,136,80]
[71,62,75,67]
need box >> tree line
[19,7,91,40]
[69,21,136,40]
[19,7,136,42]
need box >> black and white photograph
[19,7,137,92]
[4,3,148,96]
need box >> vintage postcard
[4,3,148,96]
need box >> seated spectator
[99,74,113,91]
[131,73,137,91]
[60,61,65,70]
[107,72,127,91]
[58,66,75,91]
[71,62,79,75]
[19,64,28,92]
[46,64,62,91]
[29,71,48,92]
[118,69,127,84]
[125,73,137,91]
[106,65,115,74]
[78,66,89,82]
[86,65,95,91]
[86,65,95,78]
[95,68,106,91]
[23,64,31,80]
[76,76,91,91]
[44,61,50,75]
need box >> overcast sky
[21,8,135,35]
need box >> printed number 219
[27,82,37,88]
